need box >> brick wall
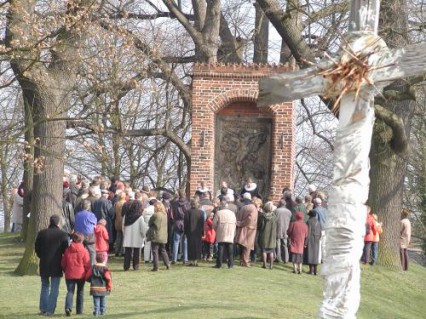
[191,64,295,203]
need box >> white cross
[258,1,426,318]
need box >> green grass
[0,233,425,318]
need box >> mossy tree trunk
[6,0,85,275]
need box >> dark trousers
[124,247,140,270]
[400,248,409,271]
[216,242,234,268]
[362,242,372,264]
[151,243,170,270]
[65,279,85,314]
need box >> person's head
[401,208,409,219]
[317,191,327,200]
[224,194,234,202]
[308,184,317,193]
[221,181,228,188]
[220,186,228,196]
[49,214,61,227]
[72,232,84,243]
[178,189,186,199]
[96,253,105,264]
[263,201,276,213]
[246,177,253,185]
[154,201,166,214]
[252,197,263,209]
[101,189,109,198]
[162,192,172,201]
[277,199,286,208]
[82,199,92,211]
[128,191,136,200]
[295,196,304,204]
[295,211,304,221]
[304,194,312,203]
[308,210,317,218]
[313,197,322,207]
[98,218,106,226]
[372,213,378,222]
[190,197,200,209]
[242,192,252,201]
[219,199,228,210]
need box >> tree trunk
[369,0,414,269]
[253,3,269,64]
[0,147,11,232]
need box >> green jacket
[148,212,168,244]
[257,212,277,249]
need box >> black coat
[184,208,204,261]
[35,225,69,277]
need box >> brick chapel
[190,64,295,202]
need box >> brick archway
[191,64,295,202]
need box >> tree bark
[6,0,83,274]
[369,0,414,269]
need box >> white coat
[122,215,147,248]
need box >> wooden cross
[258,1,426,318]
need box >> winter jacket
[123,215,147,248]
[61,242,90,279]
[213,208,236,243]
[202,218,216,244]
[171,198,189,232]
[257,211,277,250]
[287,220,308,254]
[364,214,377,242]
[148,212,168,244]
[35,225,69,277]
[85,263,112,296]
[95,224,109,252]
[234,203,258,250]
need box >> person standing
[304,210,322,275]
[92,189,114,249]
[313,197,328,262]
[400,208,411,271]
[257,201,277,270]
[61,232,90,316]
[234,194,259,267]
[113,191,127,257]
[287,212,308,274]
[275,199,292,264]
[184,197,205,266]
[74,200,97,265]
[85,253,113,316]
[171,190,189,264]
[35,215,69,316]
[94,219,109,264]
[213,200,236,269]
[370,213,383,266]
[362,206,377,265]
[148,201,171,271]
[122,199,147,271]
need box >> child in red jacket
[202,213,216,261]
[61,232,91,316]
[86,253,113,316]
[94,219,109,264]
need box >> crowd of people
[19,172,412,317]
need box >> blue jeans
[40,276,61,314]
[65,279,85,314]
[93,296,106,315]
[370,242,378,265]
[172,230,187,262]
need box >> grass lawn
[0,233,425,319]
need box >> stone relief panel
[215,116,272,198]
